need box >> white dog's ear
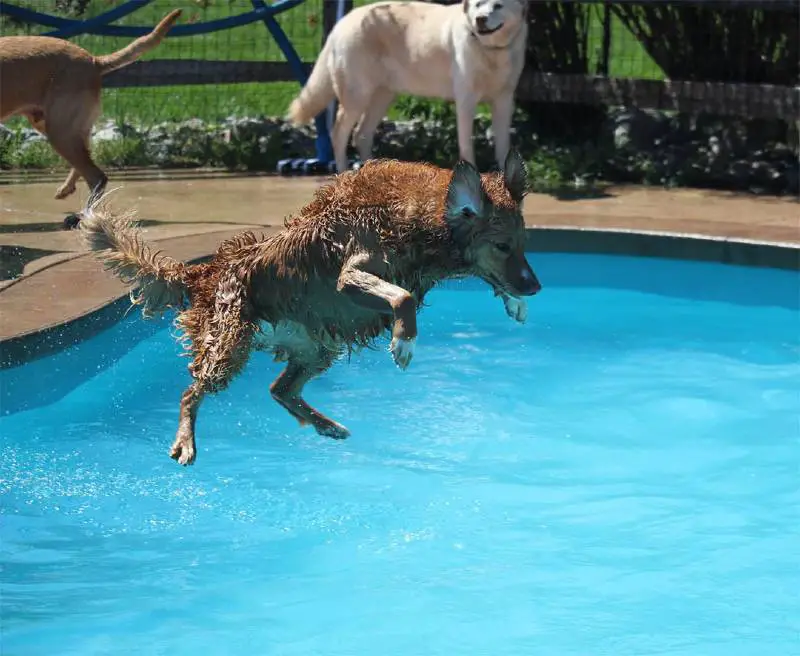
[445,159,486,244]
[503,149,528,203]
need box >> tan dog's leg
[269,352,349,439]
[337,253,418,369]
[352,88,395,163]
[47,125,107,204]
[24,110,46,134]
[43,90,107,203]
[55,168,81,201]
[22,110,83,200]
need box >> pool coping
[0,225,798,370]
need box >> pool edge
[1,227,798,370]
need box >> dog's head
[463,0,527,46]
[444,149,541,299]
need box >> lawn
[1,0,663,128]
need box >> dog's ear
[503,149,528,203]
[445,159,487,245]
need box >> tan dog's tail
[95,9,182,76]
[78,199,188,318]
[287,37,336,125]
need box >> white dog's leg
[454,88,478,166]
[491,91,515,171]
[353,88,395,163]
[331,104,362,173]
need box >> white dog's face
[463,0,526,44]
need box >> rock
[93,120,123,142]
[608,107,671,152]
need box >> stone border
[0,227,797,371]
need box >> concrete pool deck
[1,169,798,364]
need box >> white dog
[287,0,528,173]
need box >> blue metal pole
[249,0,333,172]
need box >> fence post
[600,0,611,76]
[322,0,353,167]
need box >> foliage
[612,3,800,85]
[525,1,593,74]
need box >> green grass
[2,0,663,128]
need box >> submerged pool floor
[1,254,798,655]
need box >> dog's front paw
[503,296,527,324]
[390,336,416,370]
[169,433,196,466]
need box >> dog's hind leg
[171,381,205,466]
[55,168,81,201]
[353,88,394,164]
[269,352,349,439]
[171,325,255,465]
[22,110,83,202]
[23,109,46,134]
[44,92,107,203]
[331,103,362,174]
[170,279,257,465]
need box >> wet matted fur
[79,150,542,466]
[0,9,181,222]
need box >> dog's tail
[78,198,188,318]
[287,37,336,125]
[95,9,182,76]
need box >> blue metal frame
[0,0,334,173]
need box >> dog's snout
[510,257,541,296]
[475,15,488,30]
[519,266,542,295]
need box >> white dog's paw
[390,336,416,370]
[503,296,528,324]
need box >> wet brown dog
[79,150,541,466]
[0,9,181,224]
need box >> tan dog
[0,9,181,215]
[287,0,528,173]
[79,150,541,466]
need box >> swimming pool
[1,252,798,655]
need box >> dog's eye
[495,242,511,253]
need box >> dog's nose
[475,16,488,30]
[519,266,542,296]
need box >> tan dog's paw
[169,433,196,466]
[390,336,416,370]
[503,296,527,324]
[54,183,76,200]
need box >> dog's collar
[470,30,509,49]
[469,21,524,50]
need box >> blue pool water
[1,253,798,656]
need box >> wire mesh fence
[1,0,326,126]
[2,0,797,130]
[1,0,797,193]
